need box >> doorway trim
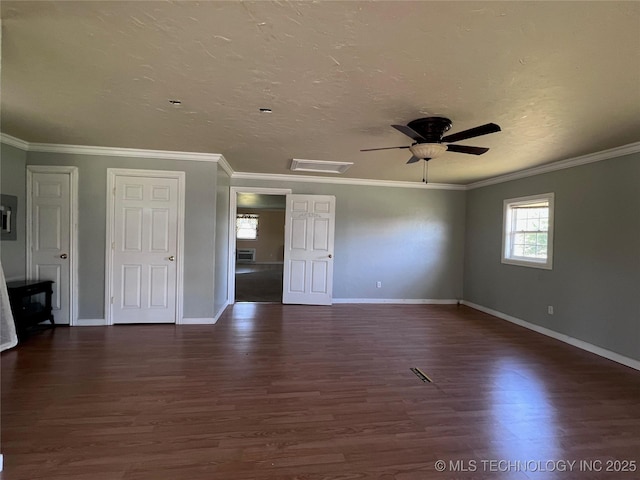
[26,165,79,326]
[105,168,186,325]
[228,186,292,304]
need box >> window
[502,193,554,269]
[236,214,259,240]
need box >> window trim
[501,192,554,270]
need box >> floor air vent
[410,367,432,383]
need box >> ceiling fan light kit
[409,143,447,160]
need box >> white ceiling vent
[290,158,353,174]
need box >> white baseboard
[75,312,229,326]
[181,302,229,325]
[462,300,640,371]
[213,300,229,322]
[181,317,217,325]
[75,318,106,326]
[332,298,458,304]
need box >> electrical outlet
[547,305,554,315]
[376,281,382,288]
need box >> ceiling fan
[361,117,501,163]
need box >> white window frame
[236,213,259,240]
[502,192,554,270]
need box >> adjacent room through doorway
[234,193,286,303]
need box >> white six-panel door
[283,194,335,305]
[28,171,73,324]
[111,174,179,324]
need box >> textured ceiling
[1,1,639,185]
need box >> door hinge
[112,242,115,250]
[111,296,114,304]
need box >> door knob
[328,254,332,258]
[168,255,175,261]
[60,254,68,259]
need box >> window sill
[501,257,553,270]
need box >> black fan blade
[360,145,411,152]
[446,144,489,155]
[391,124,426,142]
[441,123,501,143]
[406,156,423,164]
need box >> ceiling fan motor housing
[407,117,452,143]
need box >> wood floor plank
[2,304,639,479]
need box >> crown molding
[467,141,640,190]
[0,133,29,151]
[27,142,225,163]
[231,171,466,190]
[4,133,638,191]
[0,133,224,162]
[217,155,234,177]
[0,132,463,190]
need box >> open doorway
[228,187,291,303]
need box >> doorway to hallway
[229,187,289,303]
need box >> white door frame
[105,169,186,325]
[26,165,79,326]
[228,186,291,304]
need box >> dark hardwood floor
[2,304,639,479]
[235,264,283,302]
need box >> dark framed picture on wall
[1,194,17,241]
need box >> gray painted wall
[214,165,230,314]
[26,152,218,320]
[464,153,640,361]
[10,139,637,365]
[232,178,466,300]
[0,143,27,280]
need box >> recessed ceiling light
[259,108,272,113]
[169,99,182,106]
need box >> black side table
[6,280,55,339]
